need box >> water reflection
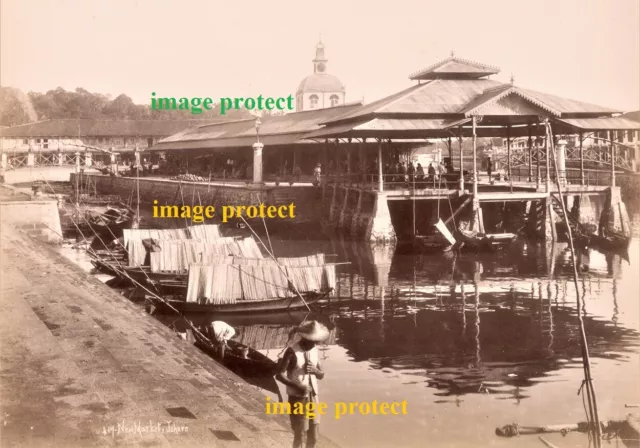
[267,232,639,404]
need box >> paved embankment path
[0,224,338,447]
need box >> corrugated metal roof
[0,119,221,138]
[306,118,470,139]
[150,103,363,151]
[520,88,620,115]
[555,117,640,130]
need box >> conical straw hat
[296,320,329,342]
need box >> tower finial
[450,50,455,58]
[510,73,515,85]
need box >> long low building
[0,118,221,154]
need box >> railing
[508,167,616,187]
[323,171,468,191]
[324,166,617,191]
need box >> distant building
[295,41,346,111]
[0,118,218,154]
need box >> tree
[0,87,38,126]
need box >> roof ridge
[464,85,561,117]
[409,56,500,79]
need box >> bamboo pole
[546,122,602,446]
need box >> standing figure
[313,163,322,184]
[416,163,424,183]
[293,164,302,182]
[276,321,328,448]
[427,162,436,186]
[486,156,493,183]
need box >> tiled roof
[409,56,501,80]
[0,119,222,138]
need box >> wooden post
[346,138,352,176]
[378,139,383,192]
[579,133,585,185]
[537,124,542,189]
[527,125,533,182]
[472,117,478,196]
[545,122,551,193]
[458,126,464,191]
[507,125,512,181]
[609,130,615,187]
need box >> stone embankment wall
[70,174,323,226]
[0,200,63,242]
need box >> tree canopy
[0,86,252,126]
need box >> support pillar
[599,186,630,239]
[472,116,478,196]
[351,189,363,236]
[85,151,93,167]
[346,142,352,184]
[544,122,551,193]
[2,152,7,169]
[75,152,81,172]
[526,198,557,242]
[377,139,383,192]
[609,131,616,187]
[27,151,35,167]
[338,188,351,231]
[555,139,567,186]
[574,195,597,233]
[358,141,365,182]
[544,198,557,243]
[507,125,512,181]
[57,151,64,166]
[328,185,338,222]
[252,142,264,184]
[469,197,485,234]
[527,125,533,182]
[579,133,585,185]
[365,192,396,244]
[458,127,464,191]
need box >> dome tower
[296,41,346,111]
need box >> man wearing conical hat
[276,320,329,448]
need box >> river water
[58,216,640,448]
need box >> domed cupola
[295,41,346,111]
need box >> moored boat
[152,289,331,314]
[455,229,518,252]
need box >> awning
[554,117,640,131]
[148,132,309,151]
[305,117,471,139]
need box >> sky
[1,0,639,112]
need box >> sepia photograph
[0,1,639,447]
